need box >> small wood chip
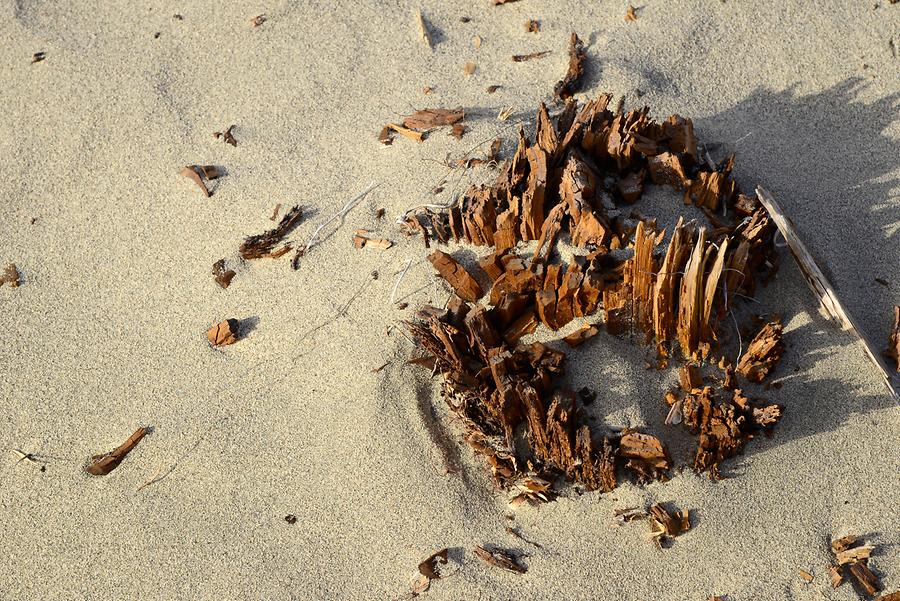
[212,259,236,289]
[213,125,237,147]
[270,203,282,221]
[736,319,784,382]
[464,61,477,76]
[207,319,240,346]
[284,514,298,524]
[84,427,148,476]
[32,51,46,63]
[524,19,540,32]
[625,5,638,21]
[450,124,467,140]
[875,593,900,601]
[353,229,393,250]
[563,324,600,347]
[512,50,551,62]
[0,263,20,288]
[380,123,424,144]
[472,35,482,49]
[250,14,266,27]
[486,85,501,94]
[422,86,434,94]
[414,9,432,49]
[828,565,844,588]
[492,0,521,4]
[418,548,449,579]
[799,569,814,583]
[848,561,881,596]
[473,545,526,574]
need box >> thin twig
[293,181,380,257]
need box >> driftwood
[756,186,898,399]
[84,427,148,476]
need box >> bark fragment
[736,319,784,382]
[207,319,240,346]
[0,263,20,288]
[212,259,236,289]
[427,250,483,302]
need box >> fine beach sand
[1,1,898,599]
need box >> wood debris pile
[404,94,786,495]
[829,534,882,596]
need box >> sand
[1,1,898,599]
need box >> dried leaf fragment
[625,5,638,21]
[524,20,540,33]
[554,32,585,100]
[32,51,46,63]
[418,548,449,579]
[213,125,237,147]
[0,263,20,288]
[512,50,551,62]
[402,108,465,130]
[799,569,814,583]
[84,427,148,476]
[212,259,236,289]
[473,545,526,574]
[486,85,501,94]
[240,205,304,259]
[250,14,266,27]
[207,318,240,346]
[450,124,467,140]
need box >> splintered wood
[240,205,303,259]
[84,427,148,476]
[554,33,585,100]
[405,94,785,497]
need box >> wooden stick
[755,186,897,399]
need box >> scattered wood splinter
[84,427,149,476]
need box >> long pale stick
[755,186,897,399]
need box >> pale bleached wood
[755,186,897,399]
